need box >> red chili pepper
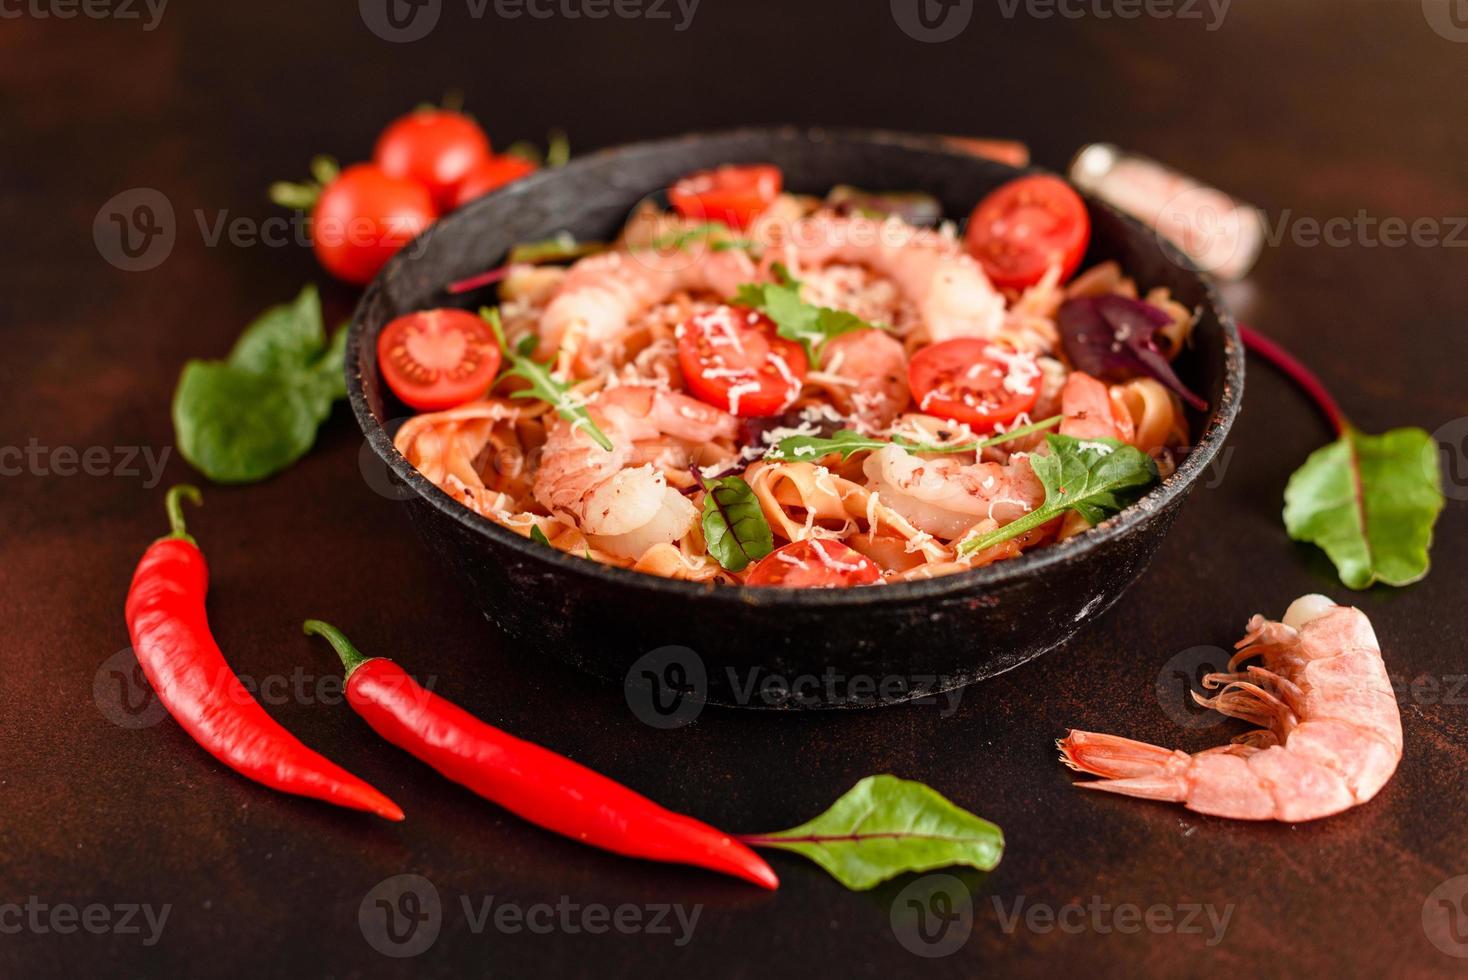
[125,487,404,821]
[303,620,779,890]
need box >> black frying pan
[347,128,1244,709]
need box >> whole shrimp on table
[1059,595,1402,821]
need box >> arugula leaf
[765,415,1063,462]
[646,221,752,253]
[958,434,1157,555]
[740,775,1004,891]
[699,475,774,572]
[1283,426,1444,589]
[529,525,551,547]
[507,234,607,265]
[481,307,613,452]
[172,286,347,484]
[734,267,876,362]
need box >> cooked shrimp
[539,247,758,374]
[532,385,737,558]
[778,213,1006,344]
[861,444,1044,539]
[1058,371,1136,442]
[808,329,911,431]
[1059,596,1402,822]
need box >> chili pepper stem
[163,484,203,544]
[303,619,374,679]
[1238,323,1348,436]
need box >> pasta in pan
[386,166,1203,588]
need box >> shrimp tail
[1057,731,1190,782]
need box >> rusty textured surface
[3,3,1467,977]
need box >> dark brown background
[4,1,1468,977]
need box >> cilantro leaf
[699,475,774,572]
[765,415,1063,462]
[480,307,613,452]
[734,266,877,361]
[529,525,552,547]
[957,434,1157,555]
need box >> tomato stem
[163,484,202,542]
[1238,323,1347,437]
[303,619,371,679]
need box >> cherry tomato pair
[307,110,539,285]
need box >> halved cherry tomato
[965,175,1090,289]
[453,154,538,208]
[377,309,501,411]
[374,110,493,211]
[312,164,437,286]
[908,339,1041,432]
[677,306,808,417]
[668,164,781,230]
[746,540,882,588]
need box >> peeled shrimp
[539,246,757,373]
[1059,596,1402,822]
[778,213,1006,344]
[1058,371,1136,443]
[810,329,911,430]
[532,385,737,559]
[861,444,1044,539]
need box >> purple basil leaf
[1058,295,1207,411]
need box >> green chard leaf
[1283,426,1444,589]
[734,266,876,362]
[172,285,347,484]
[699,475,774,572]
[958,434,1157,556]
[765,415,1063,463]
[741,775,1004,891]
[481,307,613,451]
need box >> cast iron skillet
[348,127,1244,709]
